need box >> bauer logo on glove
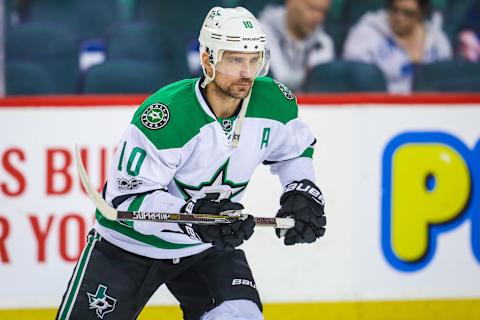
[283,181,325,206]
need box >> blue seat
[303,61,387,92]
[82,60,169,94]
[413,60,480,92]
[6,61,55,95]
[134,0,211,38]
[108,22,190,83]
[26,0,119,41]
[6,22,79,93]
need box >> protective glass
[215,51,267,79]
[258,48,270,77]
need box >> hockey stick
[75,145,294,229]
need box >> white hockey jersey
[94,77,316,259]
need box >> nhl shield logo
[87,284,117,319]
[141,103,170,130]
[221,118,232,132]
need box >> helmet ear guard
[199,46,218,87]
[199,6,268,87]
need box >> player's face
[213,51,262,99]
[388,0,423,36]
[287,0,330,38]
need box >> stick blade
[74,145,118,220]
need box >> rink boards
[0,94,479,319]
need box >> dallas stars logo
[175,160,248,201]
[141,103,170,130]
[273,79,295,100]
[86,284,117,319]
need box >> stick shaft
[75,145,294,229]
[117,211,290,228]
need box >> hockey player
[57,6,326,320]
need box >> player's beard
[214,77,253,100]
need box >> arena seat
[6,22,79,93]
[26,0,119,41]
[6,61,55,95]
[413,60,480,92]
[303,61,387,92]
[134,0,211,39]
[82,60,169,94]
[107,22,190,83]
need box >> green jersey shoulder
[131,77,298,150]
[131,79,214,150]
[246,77,298,125]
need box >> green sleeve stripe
[263,147,314,165]
[300,147,314,159]
[96,193,200,249]
[120,194,147,228]
[128,194,146,211]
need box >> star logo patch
[141,103,170,130]
[86,284,117,319]
[174,160,248,201]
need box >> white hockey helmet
[199,6,268,87]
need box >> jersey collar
[195,78,243,120]
[195,78,216,120]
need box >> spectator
[343,0,452,93]
[259,0,335,91]
[458,1,480,62]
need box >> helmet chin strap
[201,70,214,88]
[200,60,215,88]
[201,49,224,88]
